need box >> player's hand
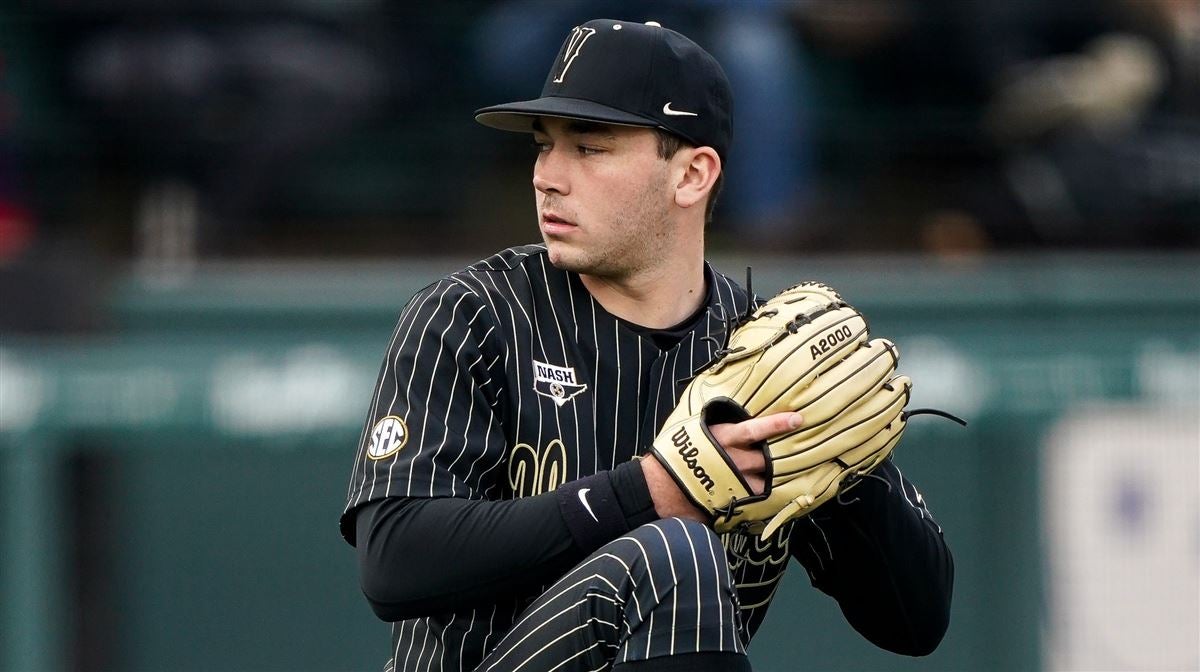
[642,411,803,522]
[710,411,803,494]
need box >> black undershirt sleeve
[790,459,954,656]
[355,460,657,621]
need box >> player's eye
[577,145,603,156]
[530,140,551,154]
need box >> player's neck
[579,254,707,329]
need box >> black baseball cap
[475,19,733,160]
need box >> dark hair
[653,129,724,224]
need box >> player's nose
[532,149,569,196]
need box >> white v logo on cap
[662,102,699,117]
[554,26,597,84]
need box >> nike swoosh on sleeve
[577,488,600,522]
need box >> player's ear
[673,147,721,211]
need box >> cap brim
[475,96,661,133]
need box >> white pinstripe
[610,322,621,470]
[539,258,584,481]
[400,618,420,672]
[808,516,834,563]
[632,343,643,459]
[428,612,452,672]
[391,287,458,496]
[492,566,623,645]
[367,284,442,503]
[532,639,604,672]
[481,576,621,672]
[348,302,407,503]
[403,294,478,495]
[681,520,703,650]
[427,309,488,496]
[498,603,604,671]
[479,603,499,672]
[444,348,488,498]
[895,465,941,531]
[702,523,726,652]
[499,269,534,443]
[458,608,478,672]
[647,524,680,656]
[479,521,741,670]
[589,296,600,474]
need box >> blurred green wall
[2,254,1197,672]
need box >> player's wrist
[610,459,658,528]
[556,472,629,553]
[639,453,709,523]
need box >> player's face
[531,118,677,280]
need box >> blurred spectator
[790,0,1198,252]
[5,1,1197,258]
[1,8,101,332]
[68,9,391,256]
[965,0,1199,249]
[17,0,519,258]
[1,14,36,262]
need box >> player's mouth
[540,212,578,236]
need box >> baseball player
[342,19,953,672]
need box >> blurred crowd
[1,0,1197,275]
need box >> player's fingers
[719,446,767,494]
[725,445,766,474]
[742,472,765,495]
[713,411,802,449]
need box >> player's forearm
[799,461,954,656]
[354,460,657,621]
[355,494,575,620]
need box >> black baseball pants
[473,518,751,672]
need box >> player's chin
[542,239,585,271]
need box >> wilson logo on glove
[670,427,716,493]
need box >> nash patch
[366,415,408,460]
[532,359,588,407]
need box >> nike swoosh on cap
[577,488,599,522]
[662,102,699,117]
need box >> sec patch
[366,416,408,460]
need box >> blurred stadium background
[1,1,1197,671]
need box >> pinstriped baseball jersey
[341,244,834,669]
